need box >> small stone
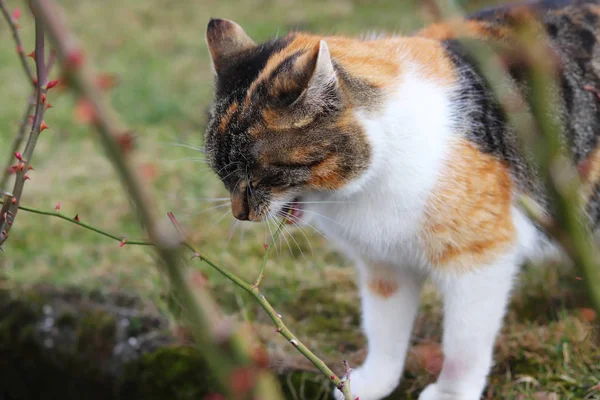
[42,304,53,315]
[128,337,138,347]
[43,338,54,348]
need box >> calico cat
[203,1,600,399]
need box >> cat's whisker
[287,207,346,229]
[284,218,315,256]
[196,197,230,202]
[194,202,230,215]
[282,211,330,241]
[281,222,307,259]
[169,156,210,163]
[164,141,206,153]
[265,216,279,255]
[291,200,351,204]
[239,222,248,249]
[226,220,240,248]
[213,207,232,225]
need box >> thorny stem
[3,199,352,399]
[0,0,35,84]
[0,6,48,248]
[0,102,34,191]
[0,50,56,192]
[0,200,151,245]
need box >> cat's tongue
[286,200,302,224]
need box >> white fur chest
[304,67,457,268]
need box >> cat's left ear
[292,40,343,113]
[205,18,256,75]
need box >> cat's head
[203,19,371,223]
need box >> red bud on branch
[46,80,59,90]
[263,243,268,250]
[55,202,61,212]
[14,152,22,161]
[11,197,17,204]
[12,7,20,21]
[18,163,25,172]
[16,45,23,54]
[119,238,127,247]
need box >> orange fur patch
[421,139,516,269]
[218,102,238,133]
[417,20,511,42]
[368,278,399,298]
[307,154,343,189]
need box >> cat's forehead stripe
[243,34,319,107]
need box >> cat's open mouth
[281,197,303,223]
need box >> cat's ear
[292,40,343,113]
[205,18,256,75]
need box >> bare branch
[0,0,35,84]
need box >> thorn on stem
[74,214,80,222]
[190,252,201,260]
[39,121,49,132]
[27,51,35,60]
[119,238,127,247]
[23,174,31,181]
[11,198,17,204]
[40,93,46,104]
[290,339,298,347]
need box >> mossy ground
[0,0,599,398]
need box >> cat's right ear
[205,18,256,75]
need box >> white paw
[418,383,481,400]
[331,367,398,400]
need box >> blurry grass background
[0,0,598,398]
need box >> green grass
[0,0,598,398]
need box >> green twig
[3,198,351,398]
[0,200,151,246]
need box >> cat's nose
[233,206,249,221]
[231,182,250,221]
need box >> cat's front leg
[419,252,520,400]
[333,263,425,400]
